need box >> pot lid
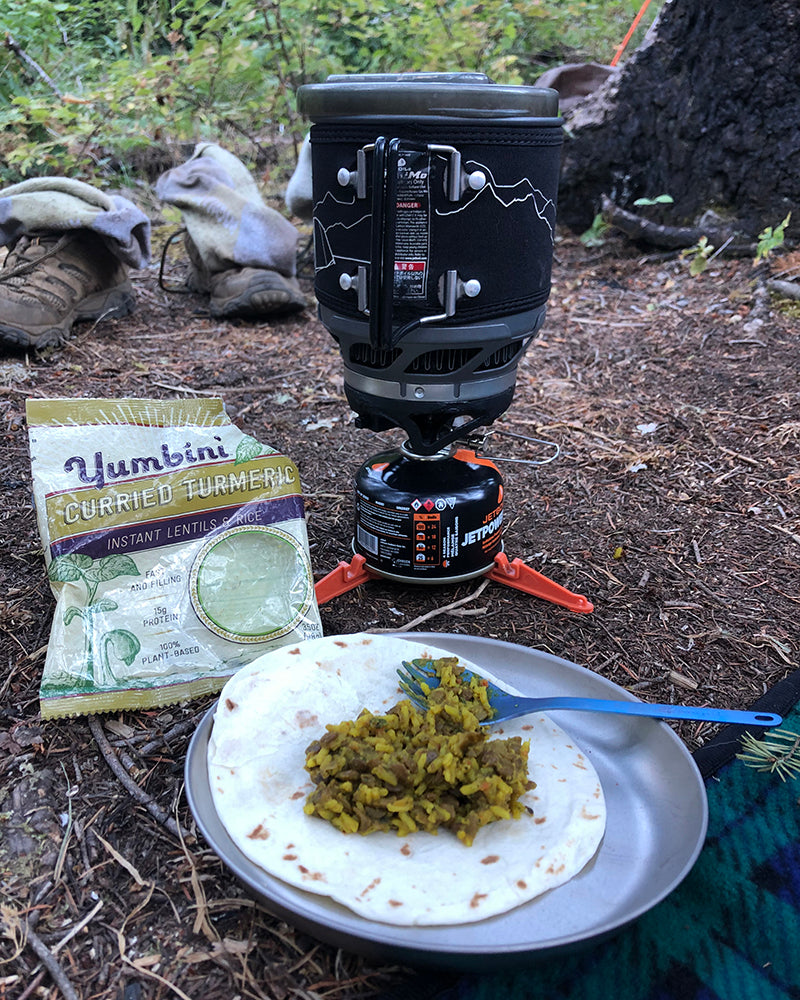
[297,72,559,120]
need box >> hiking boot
[207,266,307,318]
[0,231,135,349]
[181,231,306,318]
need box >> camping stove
[297,73,592,612]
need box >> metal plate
[184,632,708,970]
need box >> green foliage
[633,194,674,207]
[679,211,792,279]
[0,0,664,184]
[755,212,791,262]
[579,212,610,248]
[681,235,715,277]
[737,728,800,782]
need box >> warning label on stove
[393,149,430,301]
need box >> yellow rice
[303,656,534,846]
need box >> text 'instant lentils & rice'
[304,656,535,845]
[27,397,322,718]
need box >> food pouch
[26,398,323,719]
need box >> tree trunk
[556,0,800,240]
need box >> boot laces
[158,227,196,293]
[0,232,100,311]
[0,233,75,283]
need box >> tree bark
[556,0,800,240]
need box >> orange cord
[610,0,653,67]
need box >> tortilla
[207,633,606,926]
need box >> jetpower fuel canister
[353,445,504,583]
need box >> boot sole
[0,282,136,349]
[208,271,306,319]
[210,291,307,319]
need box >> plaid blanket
[385,670,800,1000]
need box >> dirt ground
[1,218,798,999]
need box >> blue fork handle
[493,697,782,727]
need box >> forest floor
[1,207,799,999]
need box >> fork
[398,659,782,728]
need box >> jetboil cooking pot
[296,73,563,455]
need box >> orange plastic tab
[486,553,594,613]
[314,554,378,605]
[452,448,501,474]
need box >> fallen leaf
[304,416,340,431]
[95,832,148,886]
[105,718,135,739]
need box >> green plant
[633,194,674,207]
[755,211,791,262]
[0,0,667,186]
[681,235,715,277]
[737,728,800,781]
[580,212,610,248]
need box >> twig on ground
[370,578,491,633]
[15,970,46,1000]
[52,900,104,954]
[771,523,800,548]
[767,278,800,300]
[138,717,200,755]
[88,715,191,840]
[150,371,311,395]
[668,669,699,690]
[21,919,80,1000]
[600,194,751,253]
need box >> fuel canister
[353,446,503,583]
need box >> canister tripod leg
[486,553,594,613]
[314,554,378,605]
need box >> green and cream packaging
[26,398,322,719]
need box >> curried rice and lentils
[303,656,535,846]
